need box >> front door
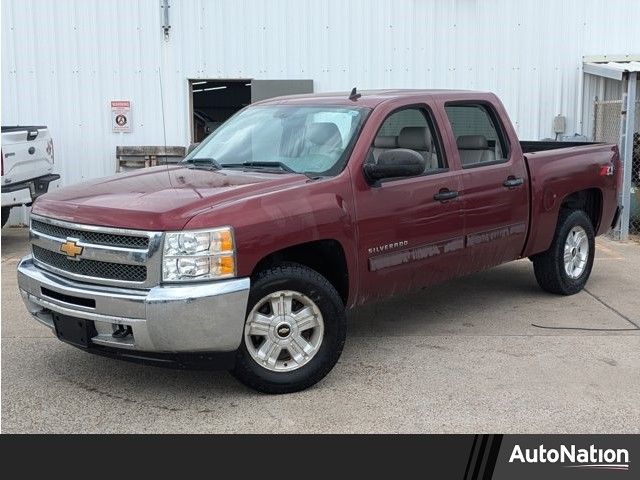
[353,104,465,302]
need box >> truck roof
[254,89,490,108]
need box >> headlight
[162,227,236,282]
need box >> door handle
[434,189,459,202]
[503,176,524,188]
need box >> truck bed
[522,142,619,257]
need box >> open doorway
[189,79,251,143]
[188,79,314,143]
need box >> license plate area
[53,315,96,348]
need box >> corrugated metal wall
[2,0,640,195]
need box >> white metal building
[2,0,640,197]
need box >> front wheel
[532,209,595,295]
[231,263,346,394]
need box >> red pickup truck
[18,90,621,393]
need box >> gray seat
[397,126,439,171]
[305,122,343,155]
[456,135,495,166]
[371,135,397,163]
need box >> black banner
[0,434,637,478]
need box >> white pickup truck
[1,126,60,227]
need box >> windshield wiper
[221,161,318,180]
[184,157,222,170]
[241,161,297,173]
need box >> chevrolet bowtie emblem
[60,239,83,258]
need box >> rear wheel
[232,263,346,393]
[532,209,595,295]
[1,207,10,228]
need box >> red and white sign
[111,100,132,133]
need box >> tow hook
[112,324,133,339]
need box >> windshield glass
[185,105,370,176]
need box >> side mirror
[363,149,425,182]
[187,142,201,155]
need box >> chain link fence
[593,100,640,235]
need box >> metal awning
[583,60,640,81]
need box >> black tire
[532,209,595,295]
[1,207,10,228]
[231,263,346,394]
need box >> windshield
[184,105,370,177]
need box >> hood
[32,165,309,230]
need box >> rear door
[1,126,54,185]
[439,100,529,273]
[353,103,465,301]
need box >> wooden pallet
[116,146,186,172]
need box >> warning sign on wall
[111,100,132,133]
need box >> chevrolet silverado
[17,90,621,393]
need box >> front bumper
[17,255,250,354]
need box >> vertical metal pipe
[576,69,584,135]
[616,72,637,240]
[161,0,170,40]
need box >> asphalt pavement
[2,227,639,433]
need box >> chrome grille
[29,214,162,288]
[33,245,147,282]
[31,219,149,249]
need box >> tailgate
[1,127,54,186]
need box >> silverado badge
[60,239,83,258]
[368,240,409,255]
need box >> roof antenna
[348,87,361,101]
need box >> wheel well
[251,240,349,304]
[560,188,602,230]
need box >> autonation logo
[509,444,630,471]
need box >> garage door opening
[188,79,314,143]
[189,79,251,143]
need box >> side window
[444,103,509,168]
[370,108,446,172]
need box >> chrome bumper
[17,255,250,353]
[1,186,32,207]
